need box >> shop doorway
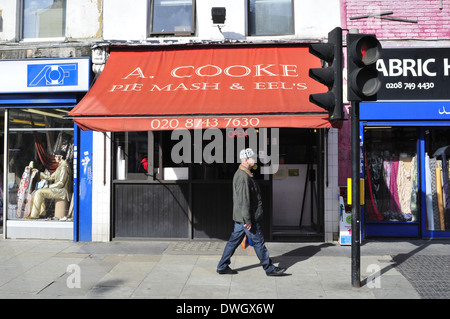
[272,129,324,241]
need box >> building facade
[0,0,102,240]
[340,0,450,239]
[1,0,342,242]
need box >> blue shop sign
[0,57,90,93]
[361,101,450,121]
[27,63,79,88]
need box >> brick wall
[343,0,450,40]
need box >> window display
[364,127,419,223]
[7,108,73,221]
[28,150,71,219]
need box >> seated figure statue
[27,150,71,219]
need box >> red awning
[69,44,336,131]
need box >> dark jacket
[232,165,263,224]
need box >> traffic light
[309,27,344,120]
[347,33,382,101]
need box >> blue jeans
[217,221,275,274]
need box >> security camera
[211,7,226,25]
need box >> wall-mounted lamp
[211,7,226,25]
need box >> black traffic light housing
[347,33,382,101]
[308,27,344,120]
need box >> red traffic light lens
[350,35,382,66]
[360,43,368,58]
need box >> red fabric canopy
[69,45,336,131]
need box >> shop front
[362,48,450,239]
[69,44,341,241]
[0,57,90,240]
[110,127,327,241]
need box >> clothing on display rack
[365,153,384,221]
[34,131,74,174]
[425,155,434,230]
[436,162,445,230]
[388,157,401,215]
[429,157,441,229]
[365,151,418,222]
[16,163,37,218]
[397,155,417,221]
[410,156,419,221]
[423,146,450,231]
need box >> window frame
[20,0,67,41]
[247,0,295,37]
[113,131,153,181]
[148,0,196,37]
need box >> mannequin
[27,150,72,219]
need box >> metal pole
[351,101,361,288]
[3,109,8,239]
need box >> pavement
[0,237,449,300]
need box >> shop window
[187,129,239,181]
[114,130,237,181]
[279,129,318,164]
[177,128,271,180]
[149,0,195,36]
[114,131,185,181]
[6,108,73,221]
[113,129,275,181]
[248,0,294,36]
[364,127,419,223]
[424,128,450,231]
[114,131,151,180]
[22,0,66,39]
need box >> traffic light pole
[346,29,382,288]
[351,101,361,288]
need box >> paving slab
[1,238,446,299]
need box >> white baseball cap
[239,148,257,160]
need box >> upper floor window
[248,0,294,36]
[149,0,195,36]
[22,0,66,39]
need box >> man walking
[217,148,286,276]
